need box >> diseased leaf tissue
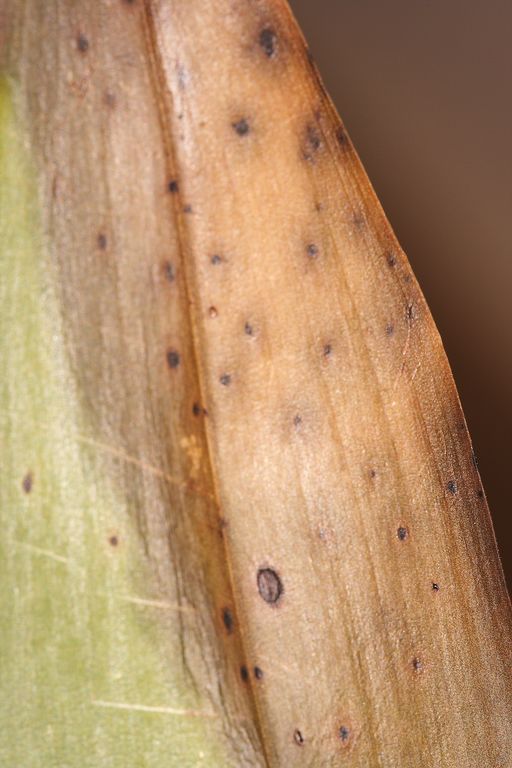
[1,1,510,767]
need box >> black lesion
[232,118,250,137]
[302,122,323,162]
[259,27,277,58]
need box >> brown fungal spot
[22,472,33,494]
[232,118,250,136]
[336,125,349,149]
[293,414,302,428]
[104,91,116,109]
[303,122,322,161]
[447,480,458,495]
[406,302,417,322]
[109,535,119,547]
[244,321,254,336]
[192,402,203,416]
[183,204,193,214]
[397,526,409,541]
[323,343,332,357]
[97,233,107,250]
[432,582,440,592]
[166,349,180,369]
[412,657,424,673]
[254,666,264,680]
[369,468,377,479]
[168,179,179,194]
[77,34,89,53]
[257,567,283,604]
[259,27,277,58]
[240,665,249,682]
[219,373,231,386]
[352,210,366,230]
[164,261,175,283]
[294,729,305,746]
[338,726,350,743]
[471,451,479,469]
[385,323,394,336]
[306,243,319,259]
[208,306,218,318]
[386,251,397,267]
[477,489,484,499]
[211,254,222,265]
[222,607,234,634]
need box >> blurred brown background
[289,0,511,589]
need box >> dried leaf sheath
[1,1,511,767]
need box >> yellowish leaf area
[0,77,233,768]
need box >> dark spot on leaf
[167,349,180,369]
[22,472,33,494]
[183,204,193,214]
[192,402,204,417]
[323,343,332,357]
[369,468,377,479]
[259,27,277,58]
[339,726,350,743]
[412,657,424,673]
[447,480,458,495]
[164,261,175,283]
[211,254,222,265]
[303,123,322,161]
[293,414,302,428]
[471,451,478,469]
[386,323,394,336]
[406,302,417,322]
[257,567,283,604]
[97,233,107,250]
[109,535,119,547]
[244,322,254,336]
[336,125,348,149]
[232,118,250,136]
[254,666,264,680]
[240,665,249,682]
[222,608,234,634]
[386,251,397,267]
[168,179,179,193]
[104,92,116,109]
[352,210,366,229]
[294,729,304,746]
[306,243,318,258]
[77,34,89,53]
[397,526,408,541]
[477,489,484,499]
[220,373,231,386]
[432,582,440,591]
[208,306,218,318]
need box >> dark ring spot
[253,666,264,680]
[257,567,283,604]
